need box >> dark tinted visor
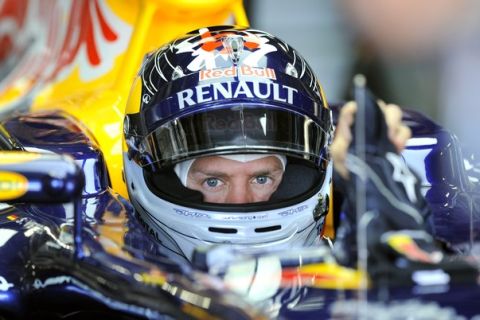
[142,105,330,169]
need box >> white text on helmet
[176,80,298,109]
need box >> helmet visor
[142,105,330,169]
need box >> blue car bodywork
[0,106,479,319]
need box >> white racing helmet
[123,26,333,261]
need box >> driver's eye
[255,176,268,184]
[206,178,219,187]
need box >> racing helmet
[123,26,333,261]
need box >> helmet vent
[208,227,238,234]
[171,66,184,80]
[285,63,298,78]
[142,94,151,104]
[255,225,281,233]
[223,36,244,64]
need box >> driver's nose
[226,182,254,204]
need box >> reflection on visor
[143,106,329,168]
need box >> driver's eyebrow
[190,170,229,179]
[250,168,283,177]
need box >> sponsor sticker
[0,172,28,201]
[173,208,211,219]
[199,66,237,81]
[177,80,297,110]
[199,65,276,81]
[278,205,308,217]
[33,276,72,289]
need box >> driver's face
[186,156,284,204]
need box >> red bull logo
[176,27,278,72]
[199,66,276,81]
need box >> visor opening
[145,156,326,213]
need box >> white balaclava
[174,154,287,187]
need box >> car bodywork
[1,105,480,319]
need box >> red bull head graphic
[175,27,278,71]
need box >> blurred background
[247,0,480,153]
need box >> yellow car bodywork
[0,0,248,198]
